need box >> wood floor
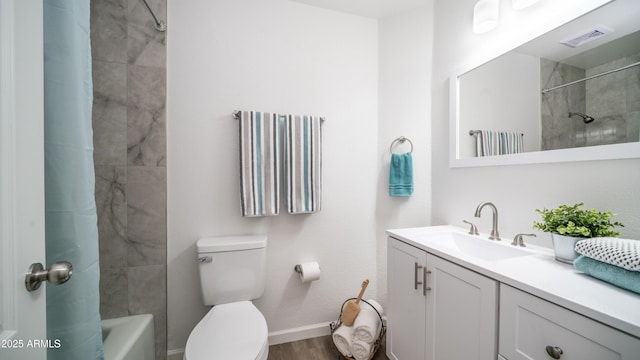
[268,335,389,360]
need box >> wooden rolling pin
[341,279,369,326]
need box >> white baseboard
[167,321,333,357]
[268,321,332,345]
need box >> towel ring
[390,136,413,154]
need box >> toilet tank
[196,235,267,306]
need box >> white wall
[376,7,433,308]
[167,0,434,354]
[431,0,640,246]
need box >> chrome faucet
[474,201,501,240]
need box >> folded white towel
[332,324,354,357]
[351,338,373,360]
[575,237,640,271]
[353,299,383,343]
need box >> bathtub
[101,314,155,360]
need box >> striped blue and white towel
[284,114,322,214]
[476,130,524,157]
[239,111,281,217]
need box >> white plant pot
[550,233,584,264]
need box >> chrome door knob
[25,261,73,292]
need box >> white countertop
[386,225,640,339]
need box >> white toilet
[184,235,269,360]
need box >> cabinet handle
[414,262,423,290]
[423,268,432,295]
[545,345,563,359]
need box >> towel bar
[233,110,325,122]
[390,136,413,154]
[469,129,524,136]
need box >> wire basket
[329,298,386,360]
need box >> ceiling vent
[561,25,614,48]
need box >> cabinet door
[426,254,498,360]
[500,285,640,360]
[387,237,428,360]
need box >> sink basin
[427,231,534,261]
[387,226,539,262]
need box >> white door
[0,0,47,359]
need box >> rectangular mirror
[450,0,640,167]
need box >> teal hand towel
[389,153,413,197]
[574,255,640,295]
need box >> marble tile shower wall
[541,58,587,150]
[585,54,640,145]
[91,0,167,359]
[541,55,640,150]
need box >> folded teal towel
[389,153,413,197]
[574,255,640,295]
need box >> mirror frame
[449,1,640,168]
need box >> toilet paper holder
[294,262,321,283]
[294,263,318,274]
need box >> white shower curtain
[44,0,103,359]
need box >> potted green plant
[533,202,624,264]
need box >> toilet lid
[185,301,268,360]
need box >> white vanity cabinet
[499,285,640,360]
[387,237,498,360]
[387,226,640,360]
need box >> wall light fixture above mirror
[473,0,500,34]
[473,0,541,34]
[512,0,539,10]
[451,0,640,167]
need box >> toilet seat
[184,301,268,360]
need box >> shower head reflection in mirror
[568,112,595,124]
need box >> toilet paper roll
[297,262,321,283]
